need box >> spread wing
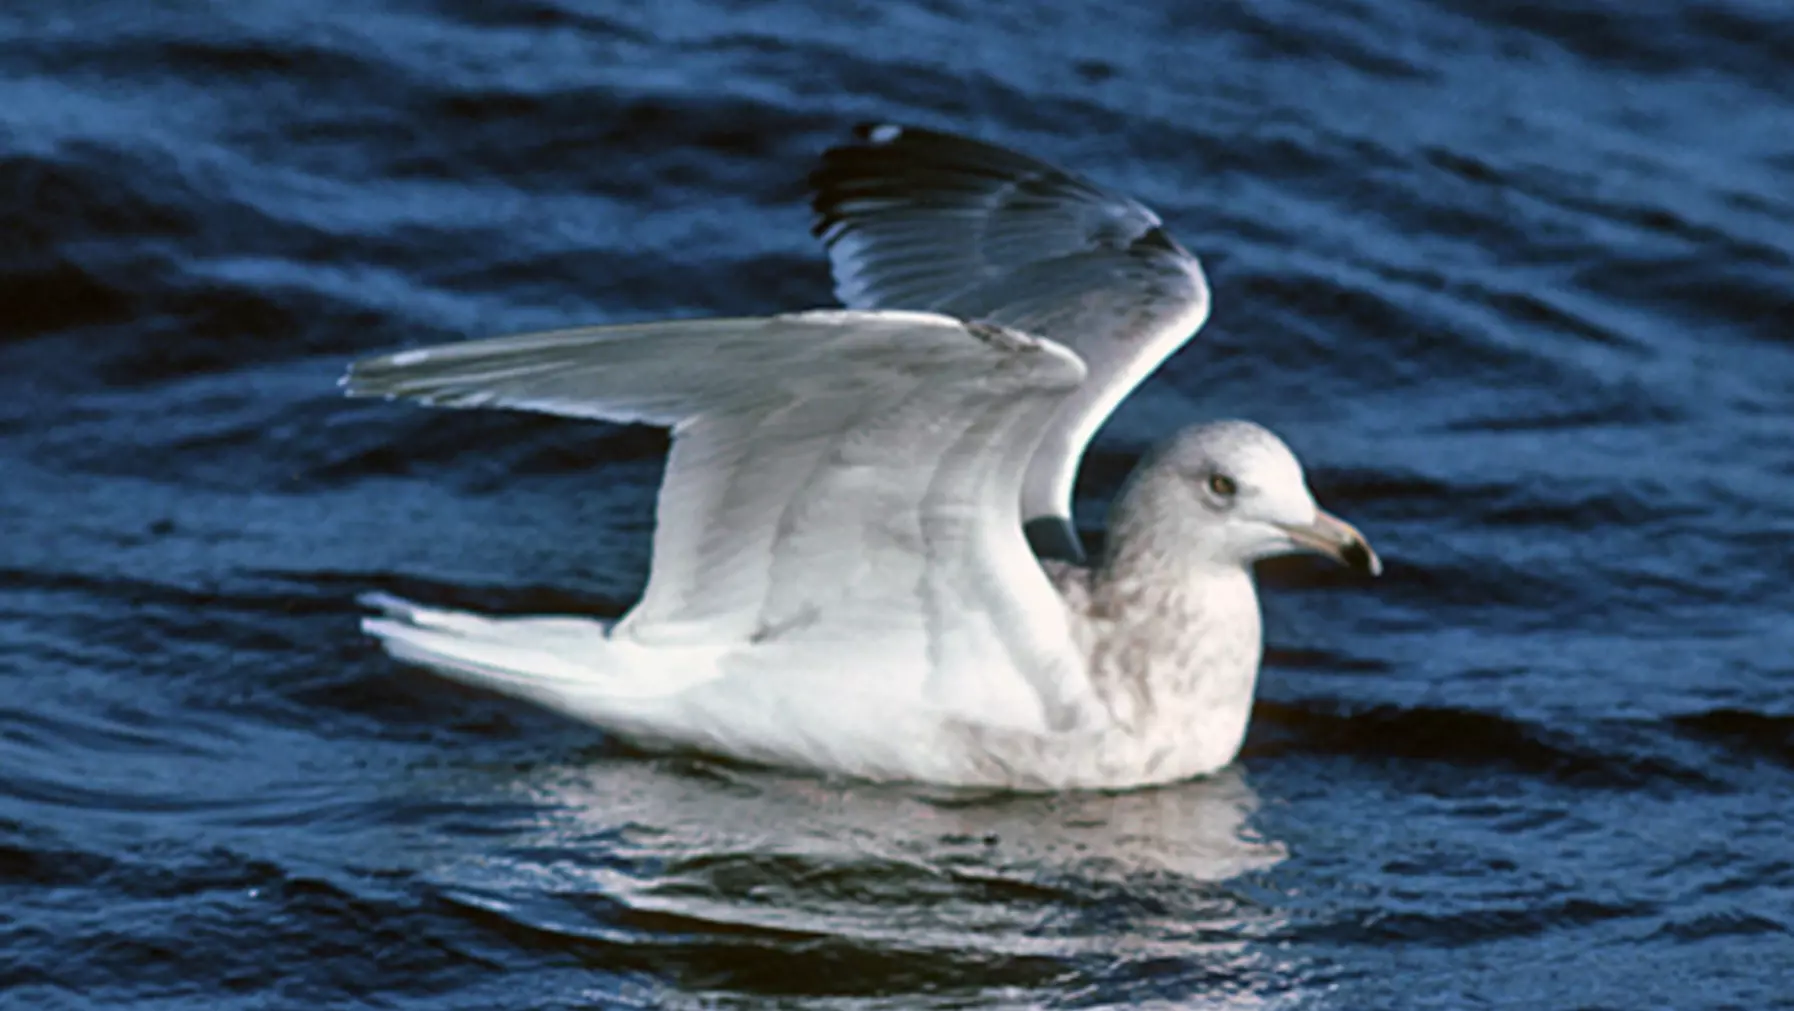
[811,124,1211,560]
[344,310,1098,725]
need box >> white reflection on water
[430,756,1302,1006]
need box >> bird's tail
[359,592,644,706]
[363,591,722,715]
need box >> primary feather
[811,124,1212,560]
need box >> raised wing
[811,124,1211,561]
[344,311,1097,726]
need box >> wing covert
[345,311,1095,725]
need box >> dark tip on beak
[1339,536,1381,577]
[1281,508,1382,578]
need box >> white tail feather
[358,595,724,713]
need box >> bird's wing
[344,310,1100,730]
[811,124,1211,560]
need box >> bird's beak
[1278,509,1382,576]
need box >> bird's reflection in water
[438,756,1299,1004]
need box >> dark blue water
[4,1,1792,1007]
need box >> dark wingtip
[809,124,909,236]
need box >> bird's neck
[1076,485,1266,773]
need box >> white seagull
[345,124,1380,791]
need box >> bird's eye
[1208,473,1238,497]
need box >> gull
[344,124,1380,791]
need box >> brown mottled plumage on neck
[1042,422,1296,776]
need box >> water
[4,1,1792,1007]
